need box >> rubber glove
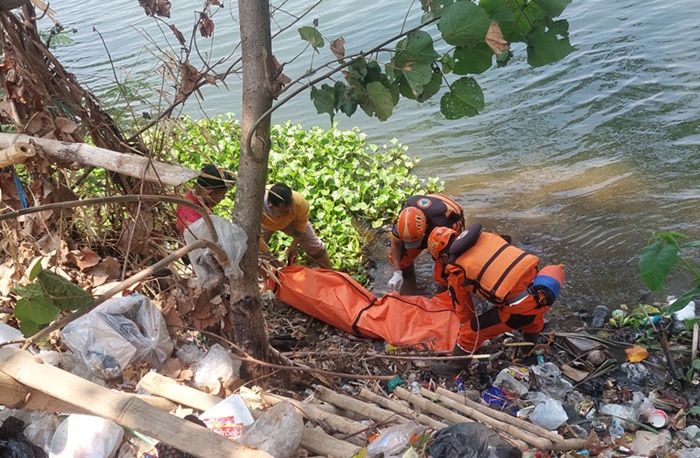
[387,271,403,291]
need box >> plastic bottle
[591,305,610,328]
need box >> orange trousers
[455,294,548,353]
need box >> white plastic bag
[60,294,173,380]
[241,401,303,458]
[367,421,427,457]
[192,344,240,393]
[529,397,568,431]
[0,323,23,347]
[183,215,247,289]
[23,412,61,453]
[49,414,124,458]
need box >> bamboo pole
[138,372,358,457]
[357,388,446,430]
[0,142,35,167]
[393,387,528,450]
[0,348,271,458]
[0,133,198,186]
[315,385,410,424]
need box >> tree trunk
[230,0,273,368]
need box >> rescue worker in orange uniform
[387,194,464,294]
[426,224,565,375]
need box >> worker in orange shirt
[426,224,565,375]
[261,183,331,268]
[387,193,464,294]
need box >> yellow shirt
[261,191,310,233]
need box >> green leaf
[394,31,440,67]
[441,53,455,74]
[28,257,43,281]
[639,240,679,292]
[664,287,700,316]
[689,406,700,416]
[453,43,493,75]
[402,62,433,97]
[416,69,443,103]
[438,1,491,46]
[534,0,571,17]
[19,320,41,337]
[14,283,46,300]
[526,25,575,67]
[310,85,336,119]
[298,26,324,49]
[480,0,544,42]
[440,77,484,119]
[334,81,357,117]
[37,270,93,310]
[366,82,394,121]
[14,296,60,325]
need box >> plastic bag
[529,397,568,431]
[183,216,247,289]
[0,323,22,348]
[426,423,521,458]
[367,421,426,457]
[241,401,303,458]
[60,294,173,380]
[192,344,240,393]
[199,394,254,439]
[23,413,60,453]
[493,367,529,396]
[529,363,573,400]
[49,414,123,458]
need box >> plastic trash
[49,414,124,458]
[529,363,573,400]
[674,300,697,321]
[183,215,247,289]
[23,413,60,453]
[410,381,421,395]
[592,305,610,328]
[0,323,23,348]
[493,367,529,397]
[481,386,515,413]
[199,394,254,439]
[681,425,700,446]
[426,423,520,458]
[609,418,624,439]
[620,363,650,384]
[367,421,426,457]
[528,397,568,431]
[630,430,672,457]
[176,343,205,366]
[60,294,173,380]
[599,403,637,428]
[192,344,240,393]
[241,401,303,458]
[0,416,45,458]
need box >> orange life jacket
[446,231,539,304]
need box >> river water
[48,0,699,322]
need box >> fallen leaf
[199,13,215,38]
[169,24,186,47]
[85,256,121,287]
[330,37,345,59]
[74,248,101,271]
[177,368,194,382]
[485,21,509,56]
[54,117,79,134]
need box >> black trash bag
[427,423,521,458]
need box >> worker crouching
[426,224,565,376]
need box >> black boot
[430,344,469,377]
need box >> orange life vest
[446,231,540,304]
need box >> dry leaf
[177,62,201,101]
[54,117,79,134]
[485,21,509,56]
[177,368,194,382]
[24,113,53,136]
[139,0,171,17]
[199,13,215,38]
[169,24,186,47]
[208,0,221,5]
[74,248,101,271]
[87,256,121,285]
[330,37,345,59]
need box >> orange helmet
[396,207,427,243]
[427,226,457,259]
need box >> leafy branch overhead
[303,0,575,121]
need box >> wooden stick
[0,371,176,413]
[394,387,529,450]
[0,142,35,167]
[315,385,409,424]
[421,388,554,450]
[692,323,699,362]
[358,388,446,430]
[0,133,198,186]
[0,348,271,458]
[137,372,358,457]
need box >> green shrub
[168,115,443,280]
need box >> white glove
[388,271,403,291]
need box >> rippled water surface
[49,0,700,322]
